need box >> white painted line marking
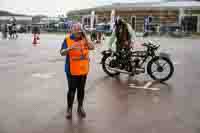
[128,83,136,87]
[129,85,145,89]
[128,81,160,91]
[129,85,160,91]
[144,81,153,89]
[32,72,56,79]
[173,61,181,65]
[144,87,160,91]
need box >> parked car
[159,23,185,37]
[95,23,112,35]
[143,24,159,37]
[18,26,27,33]
[83,25,91,32]
[32,26,40,34]
[89,23,113,41]
[143,23,189,38]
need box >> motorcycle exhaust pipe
[108,67,145,74]
[108,68,132,74]
[136,68,145,73]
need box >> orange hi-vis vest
[66,36,89,76]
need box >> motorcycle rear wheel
[102,55,120,77]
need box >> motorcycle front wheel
[147,56,174,82]
[102,55,120,77]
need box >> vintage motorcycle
[101,41,174,82]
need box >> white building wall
[0,16,32,21]
[198,16,200,33]
[179,8,185,25]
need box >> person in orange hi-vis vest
[60,23,94,119]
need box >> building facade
[0,16,32,25]
[67,1,200,32]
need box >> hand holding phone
[69,43,81,50]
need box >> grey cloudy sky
[0,0,163,16]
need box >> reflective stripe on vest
[71,56,89,60]
[66,36,89,76]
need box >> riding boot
[66,108,72,119]
[77,106,86,118]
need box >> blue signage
[144,16,150,32]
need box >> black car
[95,23,112,35]
[32,26,40,34]
[90,23,113,41]
[159,24,184,37]
[18,27,27,33]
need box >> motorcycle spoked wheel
[147,56,174,82]
[102,55,120,77]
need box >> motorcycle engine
[133,58,141,68]
[109,59,118,68]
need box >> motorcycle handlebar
[142,43,160,49]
